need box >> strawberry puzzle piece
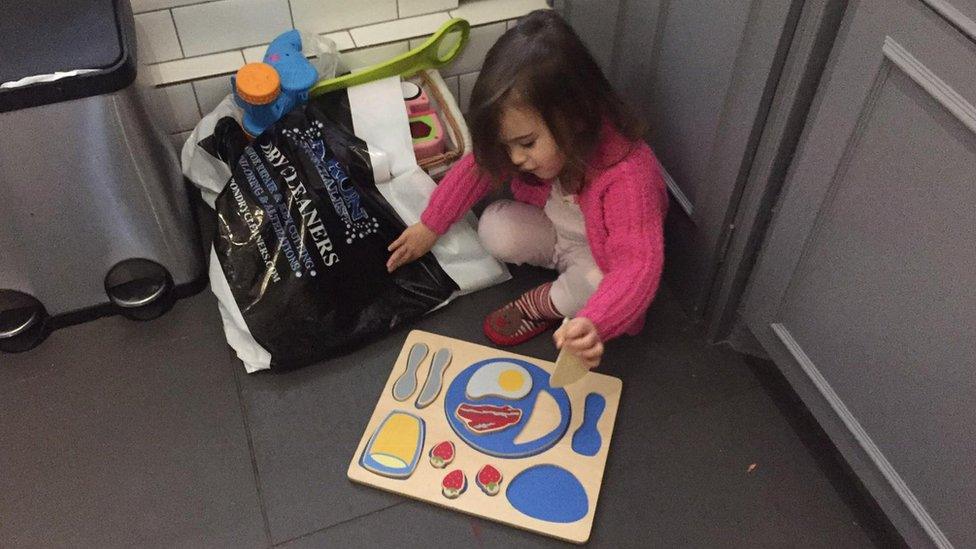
[441,469,467,499]
[429,440,455,468]
[476,464,503,496]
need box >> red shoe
[483,303,558,347]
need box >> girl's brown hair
[468,10,644,192]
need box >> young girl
[386,10,667,369]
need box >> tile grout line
[229,355,275,546]
[264,337,409,546]
[272,501,407,547]
[150,10,522,87]
[139,0,539,49]
[133,0,230,16]
[169,9,187,58]
[190,82,204,123]
[286,0,296,29]
[146,18,504,78]
[178,5,204,123]
[134,0,527,16]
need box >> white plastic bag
[298,30,339,82]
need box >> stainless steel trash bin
[0,0,206,352]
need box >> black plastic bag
[207,97,458,370]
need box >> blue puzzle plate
[444,357,571,458]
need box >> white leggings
[477,199,603,316]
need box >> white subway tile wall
[132,0,201,13]
[152,83,202,133]
[146,50,246,84]
[135,11,183,64]
[169,130,193,152]
[133,0,545,137]
[192,75,234,115]
[442,74,461,105]
[291,0,398,34]
[173,0,293,57]
[450,0,546,26]
[441,21,505,76]
[458,70,478,113]
[350,13,451,48]
[324,31,359,52]
[342,42,410,71]
[398,0,459,18]
[240,45,268,65]
[240,31,355,65]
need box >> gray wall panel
[609,0,752,207]
[642,1,751,206]
[780,64,976,544]
[744,0,976,545]
[582,0,800,317]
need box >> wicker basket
[406,69,471,180]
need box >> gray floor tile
[0,262,892,548]
[233,266,552,543]
[232,338,405,544]
[600,388,875,548]
[0,293,267,548]
[238,268,773,544]
[276,501,563,548]
[602,283,762,424]
[280,388,874,548]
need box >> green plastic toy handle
[310,18,470,97]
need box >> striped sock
[483,282,562,346]
[513,282,562,321]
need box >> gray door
[742,0,976,546]
[569,0,803,319]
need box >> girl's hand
[386,222,439,272]
[553,317,603,369]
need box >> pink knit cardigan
[420,123,668,340]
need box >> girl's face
[498,103,565,181]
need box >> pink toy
[402,81,430,114]
[402,81,447,161]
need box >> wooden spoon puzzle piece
[550,319,589,388]
[571,393,606,457]
[415,347,452,409]
[428,440,455,468]
[476,464,503,496]
[392,342,429,401]
[441,469,467,499]
[360,411,425,478]
[506,464,588,523]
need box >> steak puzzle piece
[455,403,523,433]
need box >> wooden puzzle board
[348,330,623,544]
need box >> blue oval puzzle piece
[506,464,588,523]
[571,393,606,457]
